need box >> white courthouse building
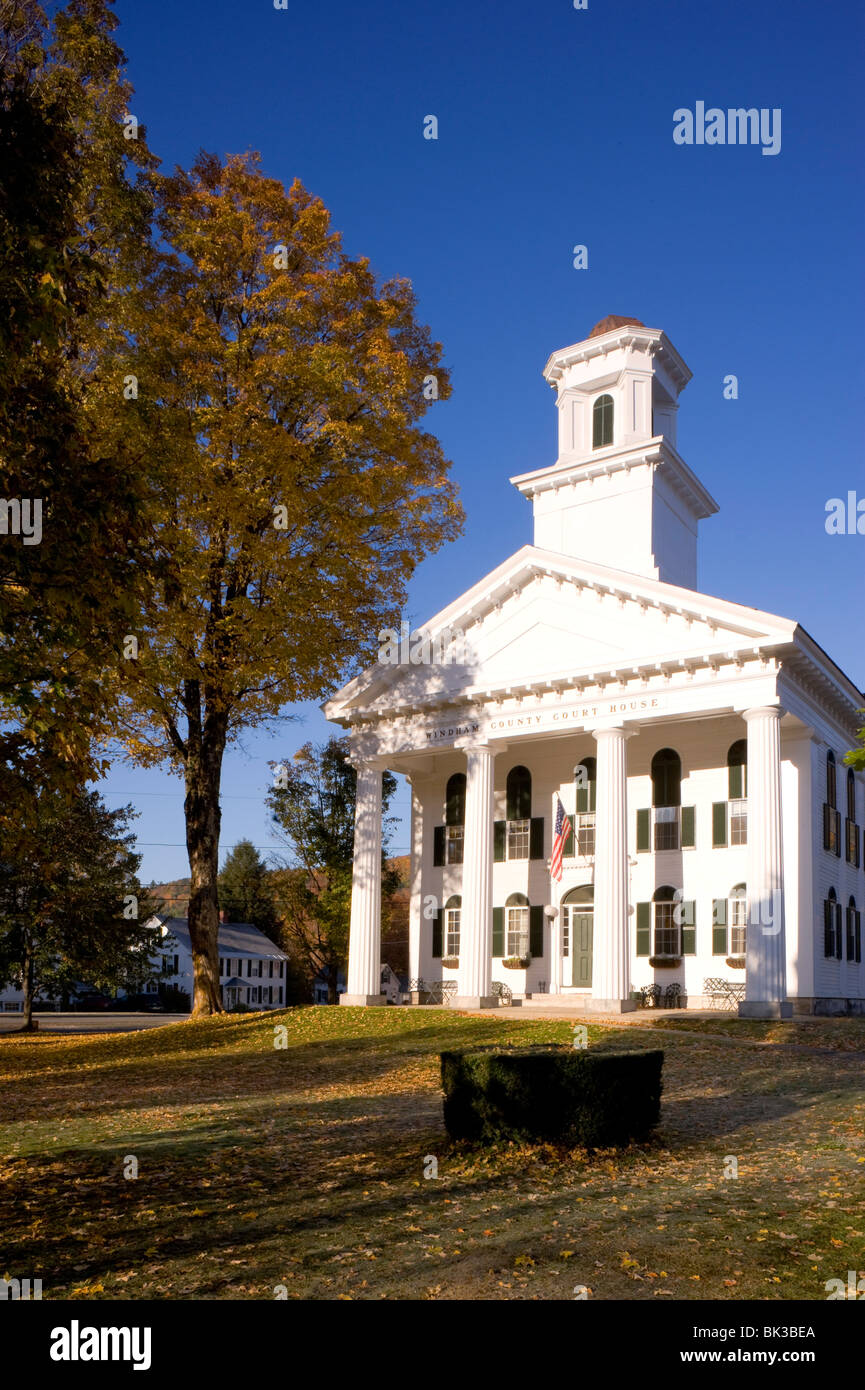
[326,316,864,1018]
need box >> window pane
[654,902,679,955]
[730,800,748,845]
[446,825,464,864]
[507,818,530,859]
[506,907,529,957]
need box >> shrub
[440,1045,663,1147]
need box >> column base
[451,995,500,1010]
[738,1000,793,1020]
[339,994,387,1007]
[581,997,637,1014]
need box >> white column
[455,744,497,1009]
[740,706,792,1019]
[587,726,635,1013]
[341,760,386,1006]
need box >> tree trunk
[19,941,36,1032]
[184,707,228,1017]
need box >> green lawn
[1,1007,863,1300]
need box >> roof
[588,314,645,338]
[150,917,288,960]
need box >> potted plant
[502,956,530,969]
[648,955,682,969]
[725,956,746,970]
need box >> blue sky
[105,0,865,882]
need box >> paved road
[0,1012,188,1034]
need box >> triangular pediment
[325,545,802,721]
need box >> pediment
[325,545,800,721]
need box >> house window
[443,772,466,864]
[729,884,747,956]
[653,886,680,956]
[570,757,596,856]
[247,959,252,977]
[258,960,263,978]
[847,897,862,963]
[505,766,532,860]
[269,960,274,978]
[278,986,283,1004]
[823,752,841,856]
[592,393,614,449]
[824,889,842,959]
[505,893,530,958]
[652,749,682,850]
[729,799,748,845]
[444,896,461,958]
[727,740,747,799]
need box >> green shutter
[492,907,504,958]
[529,905,544,958]
[712,801,728,848]
[681,901,696,955]
[575,782,588,814]
[636,902,651,955]
[530,817,545,860]
[563,819,574,858]
[433,825,445,867]
[728,761,744,800]
[432,909,443,958]
[636,808,650,853]
[823,803,831,852]
[493,820,506,862]
[712,899,728,954]
[681,805,696,848]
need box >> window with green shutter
[636,808,650,852]
[636,901,651,955]
[712,801,728,848]
[492,907,505,958]
[712,898,728,954]
[506,765,532,821]
[681,805,696,848]
[445,773,466,826]
[529,905,544,957]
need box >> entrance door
[571,910,593,987]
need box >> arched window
[653,885,679,956]
[506,766,532,821]
[827,751,837,808]
[574,757,597,813]
[824,888,841,960]
[847,768,856,820]
[505,766,532,859]
[444,773,466,864]
[505,892,530,959]
[729,883,747,956]
[652,748,682,807]
[573,756,597,856]
[727,740,747,800]
[592,393,614,449]
[848,896,862,963]
[444,895,461,959]
[445,773,466,825]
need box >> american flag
[550,795,572,882]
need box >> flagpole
[550,790,561,995]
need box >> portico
[327,316,865,1018]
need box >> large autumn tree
[111,152,462,1014]
[0,0,155,804]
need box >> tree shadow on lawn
[0,1016,577,1128]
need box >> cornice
[543,326,692,394]
[510,437,719,520]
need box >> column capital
[347,752,390,773]
[590,724,638,742]
[742,705,785,724]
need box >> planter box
[440,1045,664,1148]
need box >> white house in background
[325,315,865,1018]
[143,916,289,1010]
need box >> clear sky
[104,0,864,882]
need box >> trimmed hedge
[440,1045,663,1147]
